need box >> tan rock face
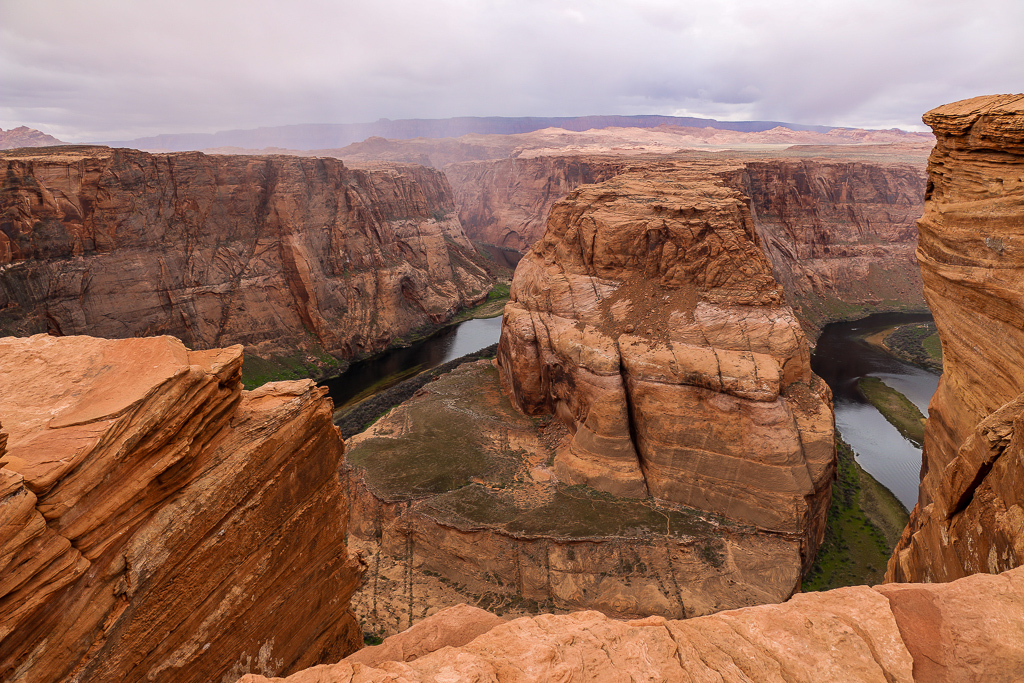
[239,565,1024,683]
[444,156,640,250]
[0,334,364,682]
[445,153,927,334]
[887,94,1024,584]
[498,169,834,551]
[345,361,808,637]
[0,147,492,364]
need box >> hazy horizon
[3,0,1022,142]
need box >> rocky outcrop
[0,334,364,682]
[0,127,64,150]
[887,94,1024,583]
[241,565,1024,683]
[345,360,810,636]
[498,167,834,544]
[445,152,927,334]
[729,160,927,332]
[0,147,493,367]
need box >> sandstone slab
[0,334,364,682]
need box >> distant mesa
[0,126,64,149]
[99,114,846,152]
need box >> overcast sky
[2,0,1022,142]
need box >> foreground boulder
[0,334,363,682]
[498,167,834,547]
[241,565,1024,682]
[887,94,1024,582]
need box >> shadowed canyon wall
[887,94,1024,583]
[0,335,364,682]
[0,147,493,366]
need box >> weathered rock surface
[445,152,928,334]
[887,94,1024,584]
[240,565,1024,683]
[444,156,643,250]
[0,334,364,682]
[498,169,834,546]
[346,361,808,637]
[0,147,493,367]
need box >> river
[321,315,504,411]
[811,312,940,511]
[324,309,937,511]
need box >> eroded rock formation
[346,361,810,636]
[0,147,493,367]
[498,168,834,542]
[0,334,363,682]
[0,127,64,150]
[887,94,1024,583]
[241,565,1024,683]
[444,156,642,250]
[445,152,928,334]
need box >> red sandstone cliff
[497,166,834,557]
[0,147,493,367]
[887,94,1024,583]
[444,153,927,333]
[444,156,644,251]
[0,334,364,681]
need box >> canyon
[887,94,1024,583]
[343,162,835,635]
[0,147,494,376]
[4,95,1024,682]
[0,334,364,682]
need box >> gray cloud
[2,0,1021,141]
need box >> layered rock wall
[0,334,364,682]
[444,156,641,250]
[728,160,927,331]
[446,153,927,334]
[497,168,834,559]
[0,147,492,363]
[887,94,1024,583]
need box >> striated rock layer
[345,361,810,637]
[242,565,1024,683]
[445,153,927,334]
[0,147,492,365]
[498,168,834,549]
[887,94,1024,583]
[0,334,364,682]
[729,159,927,332]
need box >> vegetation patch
[803,437,909,591]
[857,376,926,446]
[880,321,943,370]
[241,346,344,388]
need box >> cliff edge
[0,334,364,682]
[887,94,1024,582]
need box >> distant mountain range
[0,126,65,149]
[96,115,838,152]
